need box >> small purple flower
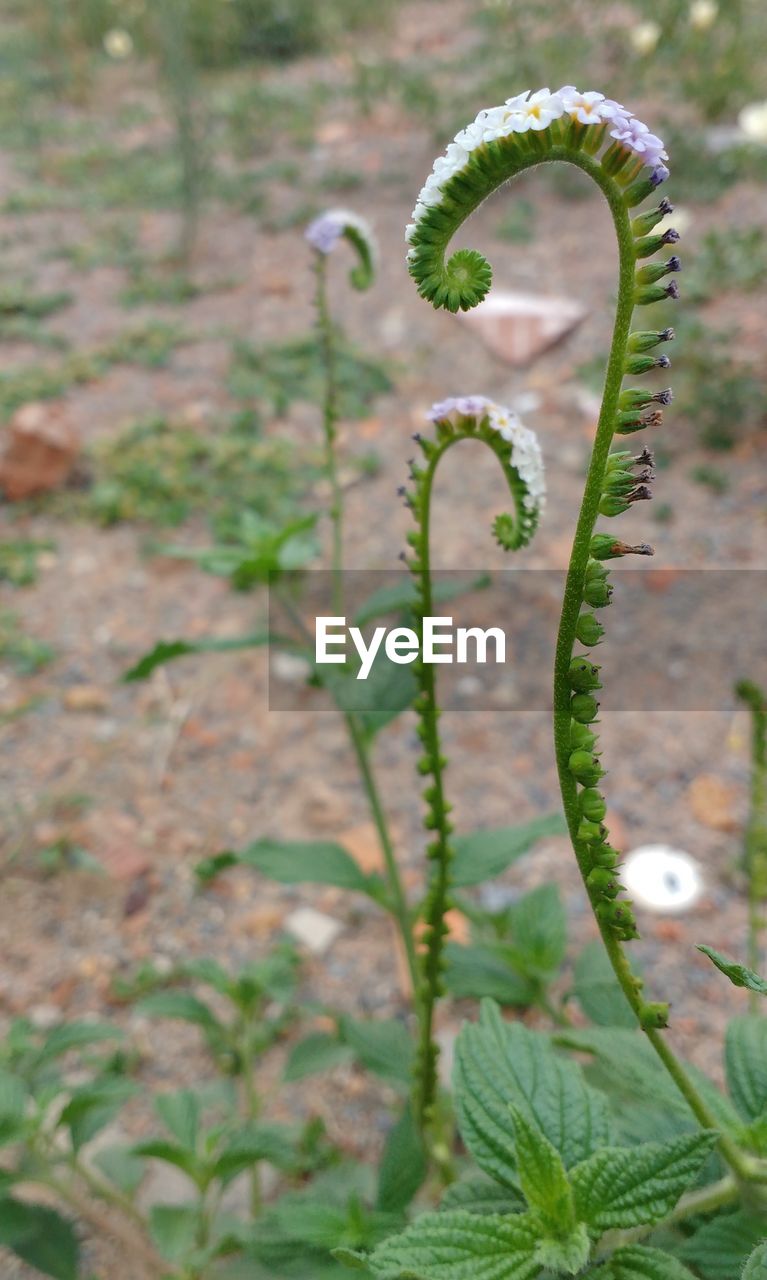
[305,212,344,254]
[662,228,680,244]
[657,354,671,368]
[666,255,681,272]
[654,388,674,405]
[666,280,680,299]
[658,197,674,216]
[651,164,670,186]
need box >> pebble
[284,907,343,955]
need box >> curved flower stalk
[735,679,767,1010]
[402,396,545,1133]
[406,87,755,1180]
[306,208,377,610]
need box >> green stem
[346,711,420,994]
[550,164,753,1183]
[314,254,345,616]
[239,1028,262,1216]
[742,685,767,1011]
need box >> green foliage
[0,1199,79,1280]
[678,1210,767,1279]
[0,610,54,674]
[570,1132,717,1230]
[159,511,319,589]
[450,815,567,887]
[228,334,392,421]
[572,941,637,1028]
[742,1242,767,1279]
[0,537,54,587]
[725,1016,767,1122]
[697,946,767,997]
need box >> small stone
[284,907,343,955]
[0,401,80,500]
[688,775,739,832]
[302,781,349,832]
[456,289,587,366]
[63,685,109,713]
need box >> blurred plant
[0,609,54,674]
[684,225,767,303]
[153,0,206,265]
[734,680,767,1008]
[0,537,54,587]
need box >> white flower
[427,397,546,515]
[689,0,717,29]
[103,28,133,59]
[559,87,608,125]
[505,88,565,132]
[739,101,767,144]
[630,21,661,54]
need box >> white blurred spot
[622,844,703,913]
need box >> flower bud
[568,656,602,691]
[579,818,606,845]
[631,200,674,238]
[596,899,639,939]
[627,329,674,353]
[568,749,603,786]
[640,1001,669,1029]
[570,722,597,751]
[583,577,613,608]
[599,494,631,517]
[580,788,607,821]
[575,613,605,646]
[587,866,620,897]
[590,534,654,560]
[585,558,608,581]
[571,691,599,723]
[634,280,680,305]
[591,842,620,867]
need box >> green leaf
[123,631,271,681]
[697,946,767,996]
[149,1203,199,1263]
[284,1032,354,1082]
[0,1069,27,1144]
[352,575,490,627]
[362,1209,540,1279]
[224,838,378,895]
[726,1016,767,1120]
[572,941,637,1028]
[155,1089,200,1149]
[604,1245,698,1279]
[35,1021,123,1065]
[60,1077,137,1151]
[742,1243,767,1279]
[678,1210,767,1280]
[376,1105,427,1212]
[454,1000,610,1186]
[91,1143,145,1195]
[571,1131,717,1230]
[439,1177,524,1216]
[510,1105,573,1231]
[0,1197,79,1280]
[340,1017,414,1085]
[508,884,567,977]
[443,943,536,1007]
[132,1138,199,1181]
[321,653,417,738]
[451,814,566,887]
[213,1122,299,1182]
[136,991,222,1031]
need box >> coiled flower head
[427,395,546,517]
[305,208,377,290]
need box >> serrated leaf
[149,1203,199,1262]
[678,1209,767,1280]
[572,942,637,1028]
[132,1138,199,1181]
[510,1106,573,1231]
[726,1016,767,1120]
[363,1209,540,1279]
[376,1105,427,1212]
[213,1121,297,1182]
[0,1069,27,1144]
[284,1032,354,1082]
[697,947,767,996]
[604,1244,698,1279]
[226,838,378,895]
[742,1242,767,1279]
[92,1143,145,1195]
[571,1131,717,1230]
[155,1088,199,1149]
[439,1176,524,1216]
[454,1000,610,1187]
[451,815,566,888]
[443,943,536,1007]
[35,1021,123,1065]
[340,1017,413,1085]
[0,1197,79,1279]
[508,884,567,977]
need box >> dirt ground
[1,4,766,1273]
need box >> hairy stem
[314,255,345,616]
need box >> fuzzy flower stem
[313,254,345,616]
[736,680,767,1011]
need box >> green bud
[619,388,655,410]
[580,788,607,821]
[568,656,602,692]
[596,899,639,938]
[578,818,606,845]
[571,691,599,723]
[575,613,605,646]
[591,534,653,560]
[636,259,678,285]
[605,450,633,470]
[568,749,603,786]
[591,842,620,868]
[585,558,608,581]
[640,1001,670,1029]
[570,721,597,751]
[587,866,620,897]
[583,577,613,608]
[635,281,679,306]
[624,353,658,375]
[627,329,675,353]
[624,174,658,207]
[631,200,673,237]
[599,494,631,517]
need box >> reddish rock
[456,289,587,366]
[0,402,80,500]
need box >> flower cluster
[305,208,376,259]
[406,87,669,243]
[427,396,546,514]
